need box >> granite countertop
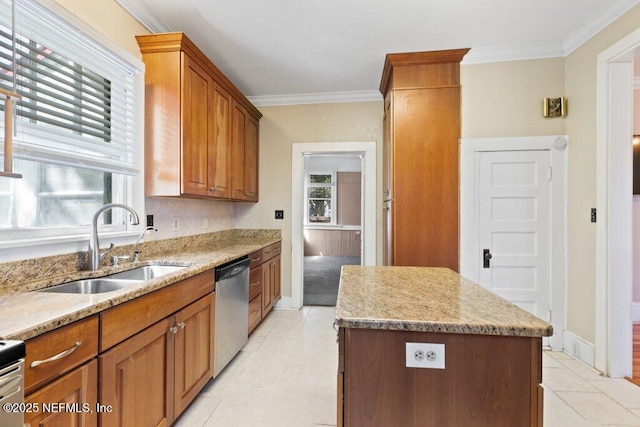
[0,231,281,341]
[335,266,553,337]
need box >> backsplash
[145,197,238,241]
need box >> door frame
[460,136,568,350]
[595,27,638,377]
[291,142,377,310]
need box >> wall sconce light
[543,97,567,118]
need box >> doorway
[302,156,362,306]
[460,136,567,350]
[594,28,640,377]
[291,142,377,310]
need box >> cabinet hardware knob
[178,322,186,329]
[209,187,216,192]
[169,326,178,334]
[31,342,83,367]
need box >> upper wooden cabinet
[136,32,261,201]
[380,49,469,270]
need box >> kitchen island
[335,266,553,427]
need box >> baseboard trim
[563,330,595,368]
[273,296,296,310]
[632,302,640,322]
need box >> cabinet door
[271,255,281,302]
[174,294,214,417]
[261,261,273,316]
[99,319,172,427]
[182,55,211,197]
[244,115,259,201]
[209,84,232,198]
[25,360,98,427]
[231,100,247,200]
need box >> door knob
[483,249,492,268]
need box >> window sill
[304,225,361,231]
[0,229,141,250]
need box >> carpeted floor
[303,256,361,306]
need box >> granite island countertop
[335,266,553,337]
[0,230,281,341]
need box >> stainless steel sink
[106,265,185,281]
[39,265,186,294]
[39,279,138,294]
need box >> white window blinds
[0,0,143,175]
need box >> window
[0,0,143,241]
[306,172,336,224]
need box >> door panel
[477,150,551,322]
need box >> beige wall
[53,0,148,57]
[564,3,640,343]
[461,58,566,138]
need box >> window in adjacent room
[305,172,336,224]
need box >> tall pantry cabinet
[381,49,469,270]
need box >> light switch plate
[406,342,445,369]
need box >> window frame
[0,0,145,250]
[305,171,337,226]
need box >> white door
[477,150,551,322]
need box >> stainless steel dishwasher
[0,340,26,427]
[214,256,250,377]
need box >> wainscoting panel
[304,229,361,256]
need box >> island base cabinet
[339,328,543,427]
[24,359,98,427]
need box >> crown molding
[563,0,640,55]
[462,42,565,65]
[115,0,172,33]
[247,90,382,107]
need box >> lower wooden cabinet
[100,319,171,427]
[99,293,215,426]
[174,294,214,416]
[247,242,281,334]
[24,359,98,427]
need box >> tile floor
[176,306,640,427]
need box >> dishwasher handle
[215,257,250,282]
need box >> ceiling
[119,0,640,105]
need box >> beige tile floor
[176,306,640,426]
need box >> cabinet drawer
[262,242,281,262]
[249,266,262,300]
[100,270,213,352]
[249,249,263,269]
[25,315,99,394]
[248,296,262,334]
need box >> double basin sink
[39,265,186,295]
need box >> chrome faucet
[133,226,157,262]
[88,203,140,271]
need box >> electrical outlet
[172,217,180,231]
[591,208,597,223]
[275,210,284,220]
[202,217,209,230]
[406,343,445,369]
[146,215,154,227]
